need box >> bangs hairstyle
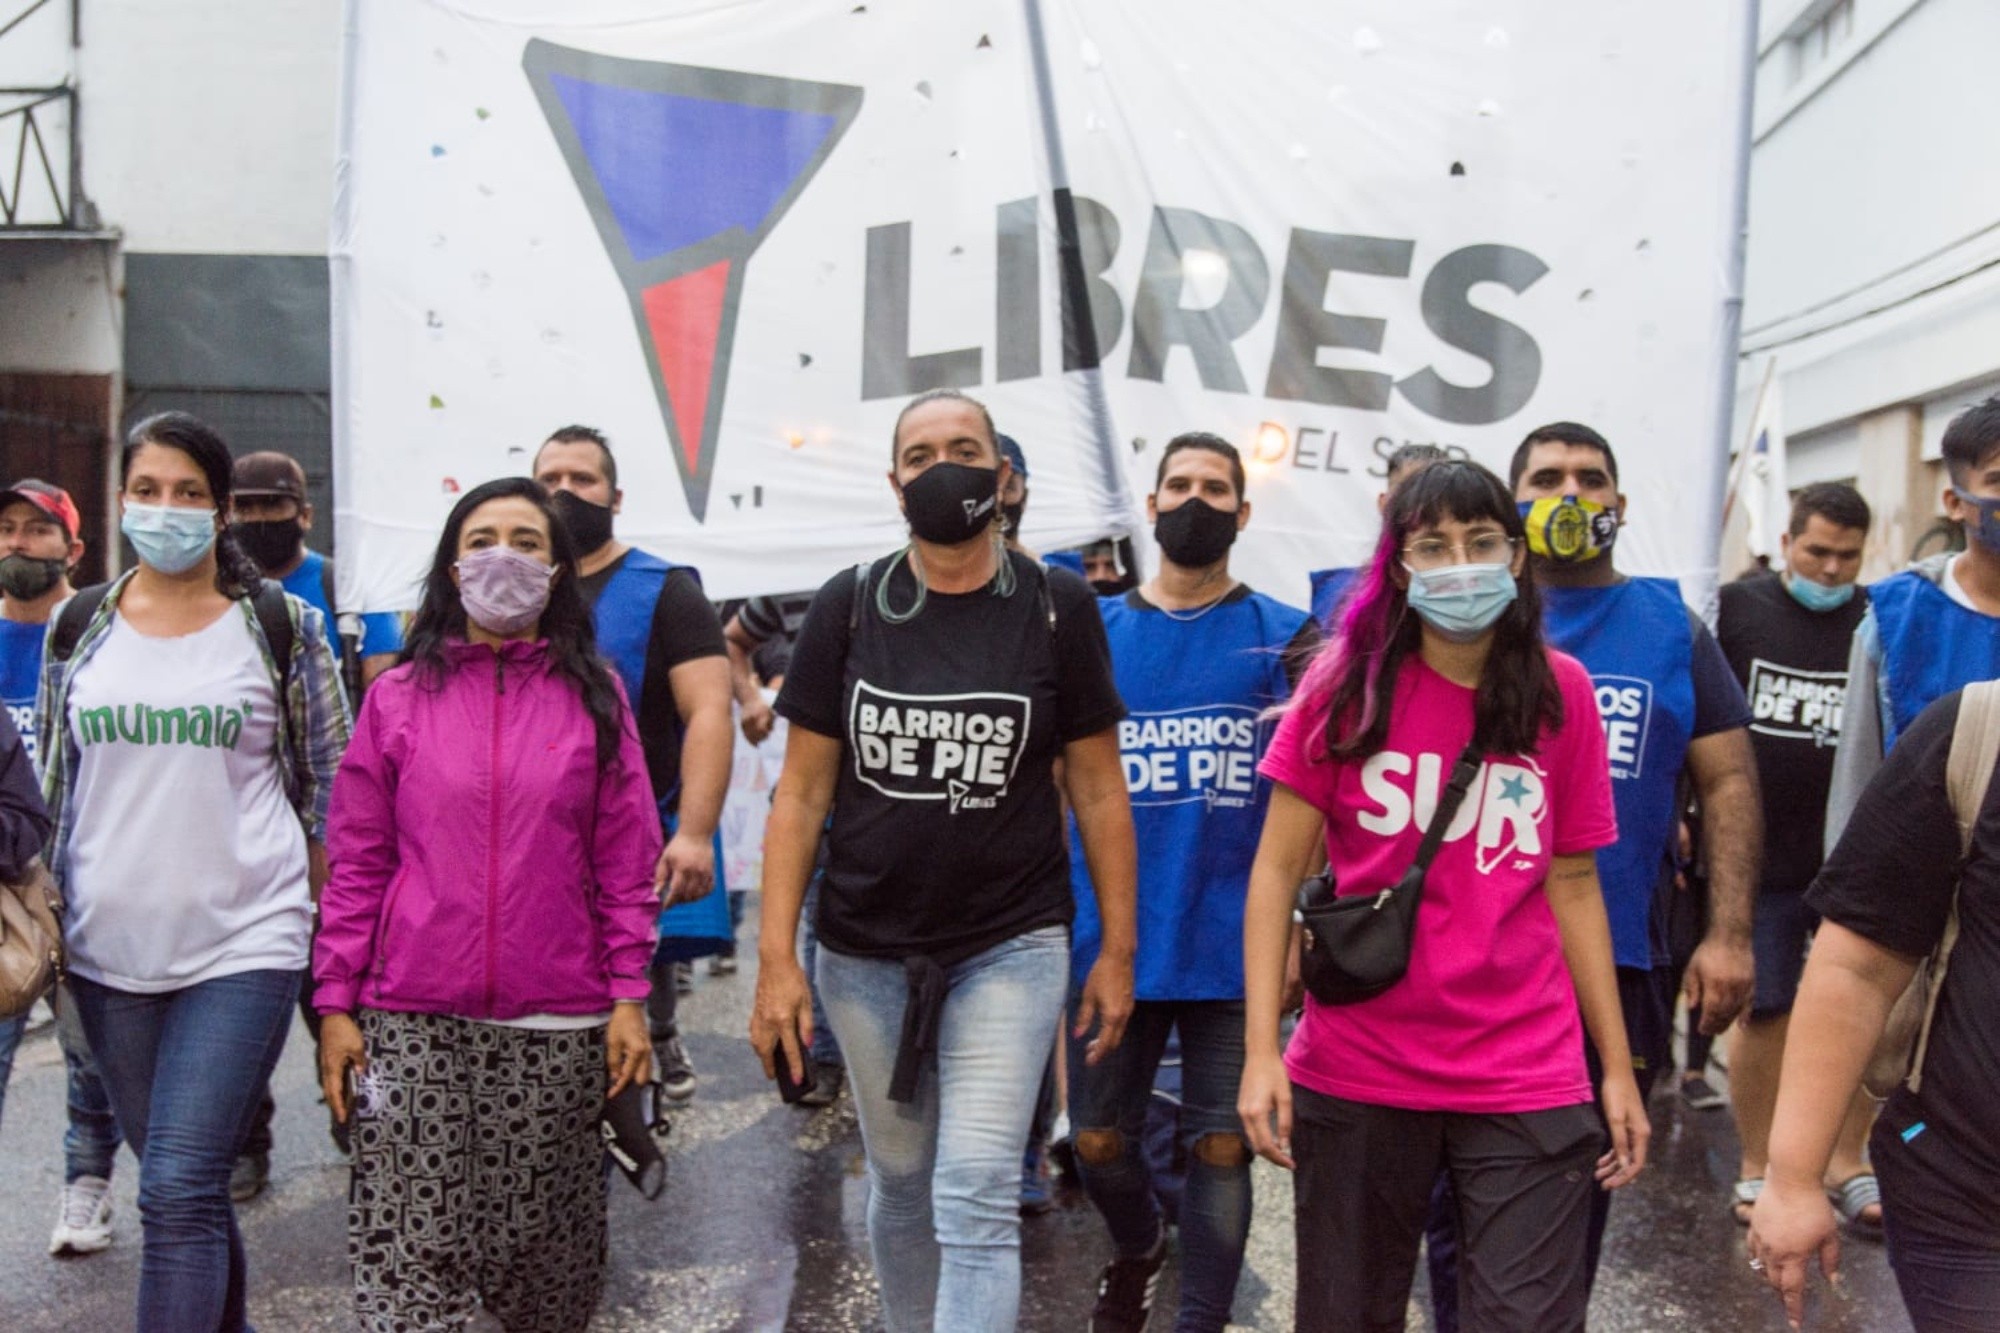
[401,477,627,765]
[1310,459,1561,760]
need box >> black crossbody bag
[1295,742,1484,1005]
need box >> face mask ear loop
[990,524,1017,599]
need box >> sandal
[1731,1177,1763,1226]
[1827,1173,1884,1242]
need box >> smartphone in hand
[774,1034,818,1105]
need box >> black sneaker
[1091,1234,1166,1332]
[228,1152,270,1203]
[656,1036,697,1104]
[1679,1074,1726,1111]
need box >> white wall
[77,0,341,255]
[1739,0,2000,437]
[0,242,123,374]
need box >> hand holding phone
[775,1028,818,1105]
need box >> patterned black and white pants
[350,1010,608,1333]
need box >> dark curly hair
[121,411,264,600]
[400,477,627,766]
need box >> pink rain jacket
[315,640,662,1019]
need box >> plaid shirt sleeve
[284,599,353,844]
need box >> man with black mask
[230,452,402,694]
[230,453,402,1199]
[533,424,734,1105]
[1068,432,1316,1332]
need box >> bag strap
[251,581,297,698]
[49,583,112,663]
[1911,681,2000,1090]
[1412,741,1485,877]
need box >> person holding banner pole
[532,427,734,1106]
[752,388,1137,1333]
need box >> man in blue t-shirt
[229,450,403,1198]
[0,478,124,1256]
[1827,394,2000,843]
[1069,433,1317,1333]
[230,451,402,696]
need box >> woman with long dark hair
[1237,459,1648,1332]
[35,411,351,1332]
[312,477,660,1332]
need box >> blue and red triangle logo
[524,40,863,520]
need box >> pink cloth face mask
[454,546,554,635]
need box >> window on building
[1789,0,1855,86]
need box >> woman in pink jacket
[313,477,662,1333]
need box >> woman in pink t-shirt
[1237,460,1648,1333]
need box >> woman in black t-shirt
[751,389,1137,1332]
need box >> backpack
[1862,679,2000,1098]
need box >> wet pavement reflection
[0,932,1909,1331]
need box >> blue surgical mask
[1404,561,1518,642]
[122,502,218,575]
[1785,572,1856,613]
[1955,487,2000,552]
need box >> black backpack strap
[847,559,874,637]
[50,584,113,663]
[250,581,297,698]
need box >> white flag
[1741,365,1788,562]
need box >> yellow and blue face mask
[1518,495,1619,563]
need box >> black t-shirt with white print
[1808,690,2000,1249]
[777,549,1124,960]
[1717,570,1868,893]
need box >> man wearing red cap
[0,478,123,1257]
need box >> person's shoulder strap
[1909,680,2000,1092]
[1411,741,1484,875]
[847,560,874,637]
[1944,681,2000,855]
[318,553,337,615]
[50,584,113,663]
[251,581,297,697]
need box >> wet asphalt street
[0,922,1911,1333]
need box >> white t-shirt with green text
[64,607,309,991]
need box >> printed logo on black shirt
[849,681,1030,813]
[1747,657,1845,747]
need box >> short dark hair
[538,425,617,488]
[1508,421,1619,488]
[1941,395,2000,485]
[891,389,998,462]
[1385,443,1449,487]
[1155,431,1246,500]
[1789,482,1871,538]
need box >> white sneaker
[49,1175,113,1256]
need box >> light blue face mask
[1404,561,1519,643]
[1785,572,1856,613]
[121,501,218,575]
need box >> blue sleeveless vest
[1869,569,2000,750]
[1540,578,1693,971]
[1070,590,1309,999]
[591,548,731,945]
[1308,567,1359,632]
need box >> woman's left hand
[1594,1067,1651,1189]
[1072,952,1134,1066]
[606,1002,651,1099]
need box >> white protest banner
[334,0,1754,608]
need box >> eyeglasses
[1401,534,1518,571]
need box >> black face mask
[1000,499,1026,537]
[1090,575,1135,598]
[550,488,615,554]
[901,463,998,545]
[234,519,304,574]
[0,553,65,600]
[1153,497,1239,568]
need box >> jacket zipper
[485,650,505,1016]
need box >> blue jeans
[0,1012,22,1130]
[55,982,123,1181]
[70,968,299,1333]
[798,874,843,1068]
[818,926,1067,1333]
[1068,999,1251,1333]
[1886,1213,2000,1333]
